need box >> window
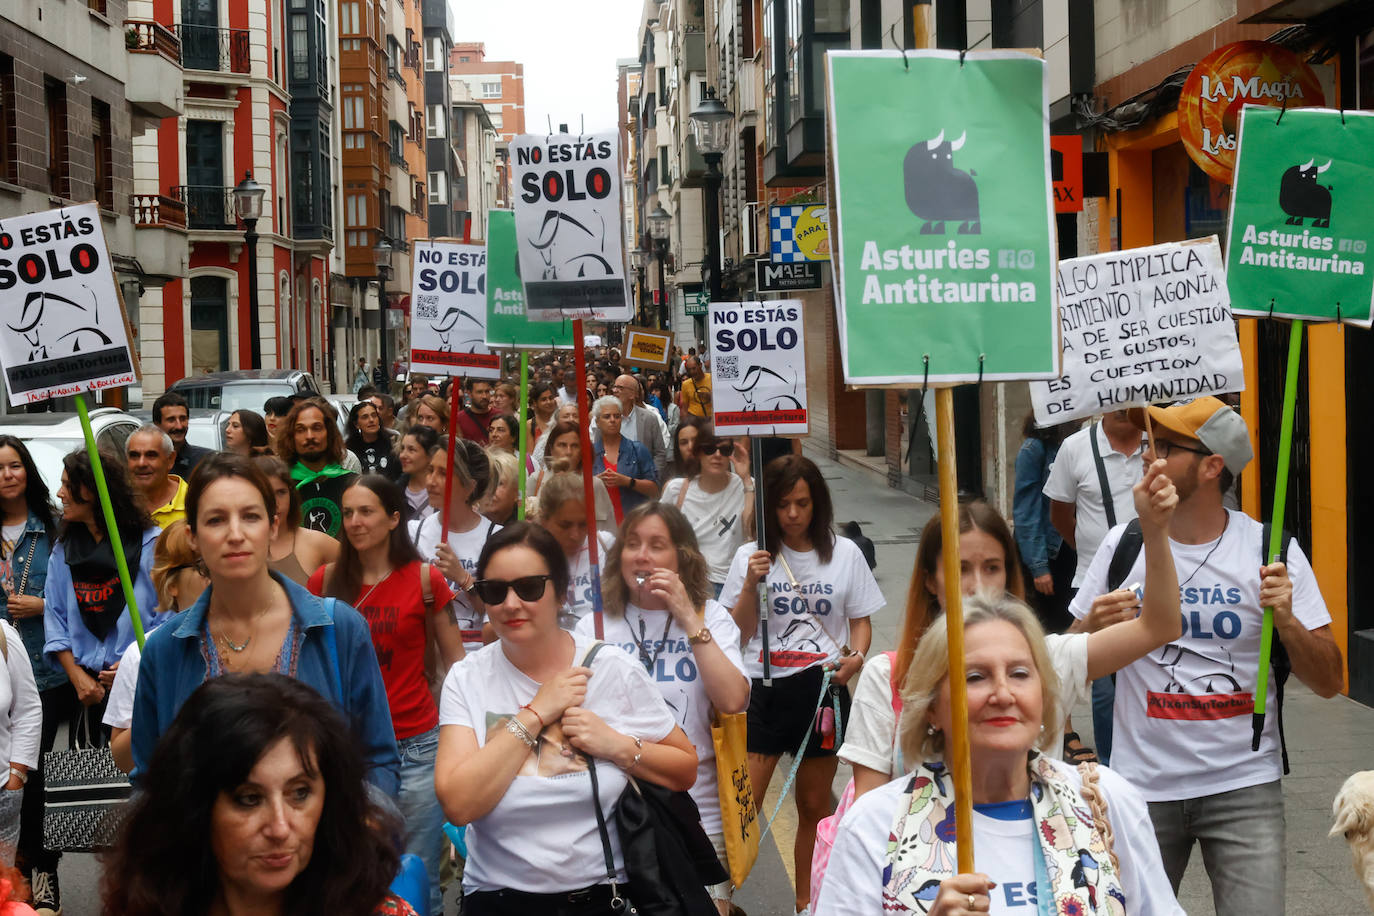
[91,100,112,210]
[425,36,445,71]
[412,179,424,211]
[428,171,446,205]
[87,0,107,13]
[0,56,15,184]
[452,109,466,147]
[426,105,445,138]
[344,132,363,149]
[488,111,502,130]
[44,77,68,198]
[341,1,359,34]
[389,122,405,162]
[659,147,669,187]
[480,80,501,99]
[347,193,366,227]
[459,55,470,63]
[291,13,309,80]
[342,91,364,130]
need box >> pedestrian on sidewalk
[1012,414,1076,634]
[719,454,882,916]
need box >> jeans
[1090,675,1114,764]
[398,727,444,916]
[0,787,21,866]
[1147,779,1285,916]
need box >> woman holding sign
[718,454,883,915]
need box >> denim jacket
[130,572,401,796]
[594,437,658,516]
[1013,437,1064,577]
[44,526,166,675]
[0,513,65,692]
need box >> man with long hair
[276,397,357,537]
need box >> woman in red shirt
[308,475,465,914]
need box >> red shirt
[307,560,455,739]
[455,408,492,444]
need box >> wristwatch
[688,626,713,646]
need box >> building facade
[449,42,524,209]
[421,0,460,239]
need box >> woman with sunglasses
[310,475,465,913]
[435,522,697,915]
[661,425,754,600]
[576,503,749,912]
[718,454,884,916]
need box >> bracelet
[7,768,26,786]
[519,703,546,730]
[621,736,643,772]
[505,717,537,750]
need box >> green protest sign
[1225,106,1374,326]
[485,210,575,349]
[826,50,1058,384]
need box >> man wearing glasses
[1068,398,1341,916]
[610,374,668,479]
[679,356,713,420]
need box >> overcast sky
[450,0,645,135]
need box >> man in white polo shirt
[1071,398,1342,916]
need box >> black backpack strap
[1089,422,1117,528]
[1262,521,1293,776]
[1106,518,1144,593]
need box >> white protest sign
[409,241,500,379]
[510,132,631,321]
[1031,237,1243,425]
[709,300,809,436]
[0,202,138,405]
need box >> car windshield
[182,383,296,411]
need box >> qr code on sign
[716,355,740,380]
[415,295,439,319]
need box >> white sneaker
[31,868,60,916]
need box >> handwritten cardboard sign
[1030,237,1244,424]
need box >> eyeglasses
[471,575,553,605]
[1149,439,1211,460]
[698,442,734,457]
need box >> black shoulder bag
[583,643,726,916]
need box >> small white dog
[1331,771,1374,910]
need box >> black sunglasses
[472,575,553,605]
[698,442,735,457]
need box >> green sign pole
[517,351,530,520]
[1252,319,1303,750]
[74,393,146,650]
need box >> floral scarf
[881,755,1126,916]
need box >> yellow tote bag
[711,710,759,888]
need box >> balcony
[387,64,406,87]
[130,194,189,280]
[125,21,184,119]
[170,185,235,230]
[177,24,250,75]
[737,59,758,118]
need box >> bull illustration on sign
[903,129,980,235]
[8,287,113,362]
[432,306,486,353]
[528,209,616,280]
[732,364,803,413]
[1279,158,1333,228]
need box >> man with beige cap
[1070,396,1343,916]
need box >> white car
[0,408,142,495]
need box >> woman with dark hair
[486,413,519,455]
[838,464,1182,802]
[254,456,339,587]
[665,411,706,484]
[526,381,558,448]
[0,436,67,906]
[717,454,884,915]
[105,673,417,916]
[577,503,749,910]
[309,475,464,912]
[434,522,698,912]
[396,426,440,525]
[44,449,165,745]
[347,401,401,480]
[130,453,400,797]
[1013,414,1078,633]
[661,423,754,598]
[223,409,270,457]
[412,440,500,652]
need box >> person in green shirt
[276,397,357,537]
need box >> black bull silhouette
[903,129,980,235]
[1279,158,1333,228]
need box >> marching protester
[486,413,519,456]
[223,409,270,458]
[262,396,298,444]
[533,471,615,628]
[413,439,500,652]
[0,437,67,910]
[528,421,615,535]
[838,461,1181,804]
[369,392,399,435]
[408,395,449,437]
[679,356,713,421]
[152,392,213,481]
[434,522,698,913]
[491,382,517,417]
[480,450,521,527]
[251,456,340,587]
[660,425,753,599]
[125,425,189,527]
[718,454,883,915]
[276,397,359,538]
[591,396,658,526]
[611,374,668,479]
[455,377,496,445]
[665,415,707,485]
[106,674,416,916]
[812,594,1184,916]
[129,454,400,797]
[45,449,164,747]
[310,475,465,913]
[576,503,750,911]
[526,380,559,450]
[396,425,441,525]
[346,400,402,480]
[1071,399,1343,916]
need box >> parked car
[0,408,142,494]
[165,369,322,412]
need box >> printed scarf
[881,755,1125,916]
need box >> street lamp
[232,171,266,369]
[373,237,395,386]
[690,88,733,307]
[647,204,671,330]
[629,248,647,325]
